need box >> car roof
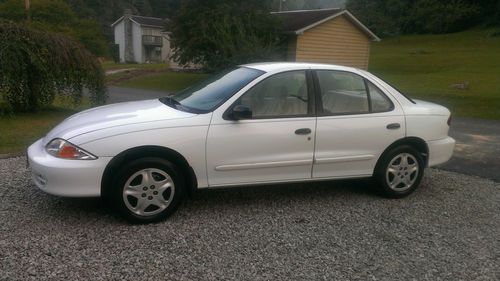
[242,62,359,73]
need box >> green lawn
[0,97,89,154]
[0,108,75,154]
[117,72,209,93]
[102,61,169,71]
[369,29,500,119]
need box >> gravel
[0,156,499,280]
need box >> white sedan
[28,63,455,223]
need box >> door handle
[295,128,312,135]
[386,123,401,130]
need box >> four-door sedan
[28,63,455,223]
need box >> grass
[369,29,500,119]
[0,108,75,154]
[0,97,90,154]
[102,61,169,71]
[117,72,209,93]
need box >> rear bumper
[27,138,112,197]
[427,137,455,167]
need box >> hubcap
[385,153,419,192]
[122,168,175,216]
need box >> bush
[0,21,106,112]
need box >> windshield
[160,67,264,113]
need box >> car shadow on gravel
[192,178,378,203]
[33,178,379,224]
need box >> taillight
[447,115,452,126]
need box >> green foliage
[0,0,108,56]
[169,0,285,71]
[346,0,497,36]
[0,21,106,112]
[271,0,345,11]
[406,0,480,34]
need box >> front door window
[236,71,310,118]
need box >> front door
[206,70,316,186]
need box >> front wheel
[108,157,185,223]
[374,145,424,198]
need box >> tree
[346,0,483,36]
[0,20,106,112]
[169,0,285,71]
[407,0,480,34]
[0,0,108,56]
[271,0,346,11]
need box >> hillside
[370,29,500,119]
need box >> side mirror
[230,105,252,120]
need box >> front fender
[70,115,212,188]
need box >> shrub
[0,21,106,113]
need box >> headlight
[46,138,97,160]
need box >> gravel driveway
[1,156,498,280]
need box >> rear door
[312,70,405,178]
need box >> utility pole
[24,0,31,23]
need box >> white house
[111,10,172,64]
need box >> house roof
[130,15,165,27]
[111,15,166,28]
[272,9,380,41]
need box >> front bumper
[27,138,112,197]
[427,137,455,167]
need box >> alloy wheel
[122,168,175,216]
[385,153,419,192]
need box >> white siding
[132,22,143,63]
[113,21,125,63]
[113,19,177,64]
[161,33,171,63]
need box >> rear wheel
[108,157,185,223]
[374,145,424,198]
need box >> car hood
[44,99,196,144]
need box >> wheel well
[101,146,198,197]
[375,137,429,171]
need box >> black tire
[107,157,185,223]
[374,145,424,198]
